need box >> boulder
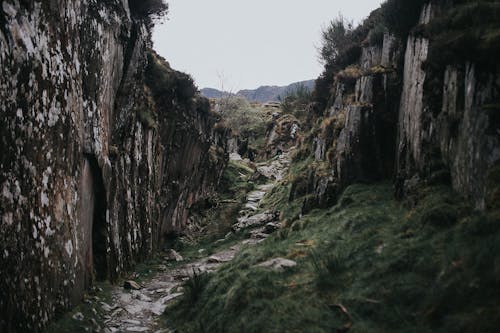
[165,249,183,262]
[123,280,142,290]
[233,211,278,232]
[256,258,297,272]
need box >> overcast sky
[152,0,384,91]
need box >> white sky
[152,0,384,91]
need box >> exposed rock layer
[0,1,227,331]
[302,2,499,211]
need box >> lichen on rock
[0,1,227,331]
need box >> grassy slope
[167,181,500,333]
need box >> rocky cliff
[0,1,227,331]
[295,0,499,213]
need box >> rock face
[0,1,227,331]
[299,1,500,212]
[395,3,500,209]
[302,31,402,210]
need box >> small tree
[319,15,354,65]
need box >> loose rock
[165,249,183,262]
[123,280,141,290]
[256,258,297,272]
[233,211,278,232]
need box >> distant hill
[201,79,315,103]
[200,88,229,99]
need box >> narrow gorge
[1,0,499,332]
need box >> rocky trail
[71,152,292,333]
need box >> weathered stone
[247,190,267,202]
[244,202,259,211]
[233,211,279,232]
[207,255,231,263]
[229,152,243,161]
[256,184,274,192]
[251,231,270,240]
[264,222,281,234]
[256,258,297,272]
[0,2,228,330]
[265,114,301,158]
[72,312,84,321]
[165,249,183,262]
[123,281,142,291]
[100,302,118,312]
[126,327,149,332]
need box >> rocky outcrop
[0,1,227,331]
[301,32,402,210]
[396,3,500,209]
[299,1,499,211]
[265,113,300,157]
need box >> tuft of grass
[336,65,363,85]
[310,250,347,290]
[182,270,212,306]
[419,203,458,227]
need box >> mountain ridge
[201,79,315,102]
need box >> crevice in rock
[84,154,108,282]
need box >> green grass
[165,182,500,333]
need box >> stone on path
[165,249,183,262]
[72,312,84,321]
[250,230,270,240]
[126,327,149,332]
[257,184,274,192]
[229,152,243,160]
[264,222,281,233]
[233,211,278,232]
[123,280,141,290]
[244,202,259,211]
[247,190,266,202]
[207,254,232,263]
[100,301,118,312]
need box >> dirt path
[97,152,291,333]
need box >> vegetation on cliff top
[129,0,168,27]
